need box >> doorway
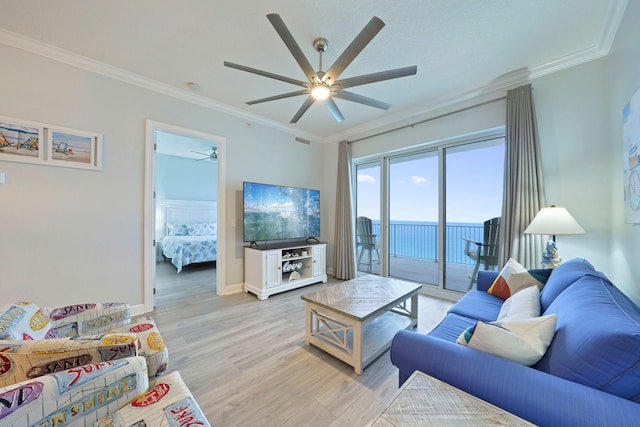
[144,120,226,311]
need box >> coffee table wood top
[301,275,422,322]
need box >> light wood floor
[151,261,453,426]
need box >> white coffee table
[301,275,421,375]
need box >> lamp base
[541,240,561,269]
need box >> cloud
[411,176,428,185]
[357,174,376,183]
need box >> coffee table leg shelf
[305,295,418,375]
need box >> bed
[157,199,217,273]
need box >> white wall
[156,153,217,201]
[606,0,640,303]
[0,43,328,307]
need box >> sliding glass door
[353,132,505,293]
[388,152,439,286]
[355,162,381,275]
[444,140,505,291]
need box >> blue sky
[356,142,505,224]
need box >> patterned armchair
[0,301,168,388]
[0,302,210,426]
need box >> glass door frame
[352,127,505,300]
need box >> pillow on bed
[167,223,189,236]
[187,222,216,236]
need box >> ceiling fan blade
[335,65,417,89]
[224,61,308,87]
[290,96,316,123]
[266,14,316,82]
[322,16,385,84]
[246,89,310,105]
[333,90,391,110]
[325,98,345,122]
[191,151,209,156]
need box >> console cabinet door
[264,250,282,288]
[312,244,326,278]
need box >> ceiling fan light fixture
[311,84,331,100]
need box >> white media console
[244,242,328,300]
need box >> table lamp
[524,205,585,268]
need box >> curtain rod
[349,95,507,144]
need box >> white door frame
[144,119,227,312]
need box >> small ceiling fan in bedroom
[191,146,218,161]
[224,13,417,123]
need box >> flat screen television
[243,181,320,243]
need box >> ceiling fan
[224,14,417,123]
[191,146,217,161]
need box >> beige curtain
[499,84,546,268]
[333,140,357,279]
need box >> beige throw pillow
[497,284,541,321]
[456,314,557,366]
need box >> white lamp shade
[524,206,586,236]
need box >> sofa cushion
[488,258,549,300]
[428,313,478,342]
[0,302,57,340]
[536,275,640,399]
[539,258,603,311]
[448,290,504,322]
[497,285,541,321]
[457,314,557,366]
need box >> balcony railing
[370,222,483,265]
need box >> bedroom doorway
[144,120,226,311]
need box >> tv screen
[243,182,320,243]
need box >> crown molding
[530,0,627,79]
[0,28,322,144]
[322,68,531,144]
[1,0,628,146]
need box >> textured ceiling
[0,0,628,142]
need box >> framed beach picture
[46,127,103,170]
[0,116,45,164]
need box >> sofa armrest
[476,270,499,292]
[42,303,131,337]
[390,330,640,426]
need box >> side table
[368,371,535,426]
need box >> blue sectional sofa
[390,258,640,426]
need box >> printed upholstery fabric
[44,302,131,337]
[44,304,168,379]
[96,371,211,426]
[0,356,148,427]
[0,302,58,340]
[0,333,138,388]
[1,302,168,380]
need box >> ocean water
[369,220,483,264]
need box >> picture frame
[46,126,103,170]
[0,116,45,165]
[0,115,102,171]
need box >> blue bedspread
[162,235,217,273]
